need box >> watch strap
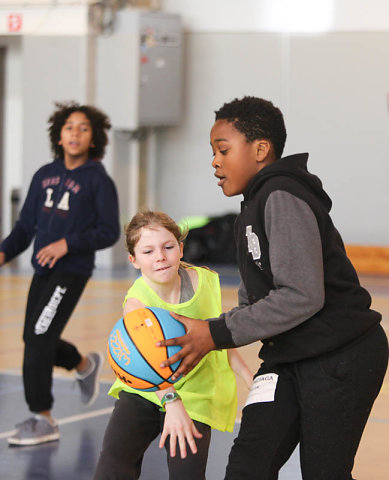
[160,391,181,408]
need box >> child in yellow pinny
[94,210,252,480]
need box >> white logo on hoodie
[246,225,263,269]
[246,225,261,260]
[44,189,70,211]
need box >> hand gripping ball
[107,307,185,391]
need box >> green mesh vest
[109,266,237,432]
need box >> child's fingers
[158,347,184,369]
[158,318,214,379]
[185,432,198,456]
[167,348,204,380]
[192,425,203,439]
[48,257,57,268]
[36,240,67,268]
[161,429,200,458]
[159,430,168,450]
[177,433,188,459]
[169,433,178,458]
[36,247,52,266]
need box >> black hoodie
[209,153,381,367]
[0,158,120,277]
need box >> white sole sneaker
[8,417,60,446]
[8,431,60,446]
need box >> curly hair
[48,101,112,160]
[215,96,287,159]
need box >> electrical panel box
[96,9,182,130]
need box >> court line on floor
[0,369,113,382]
[0,406,114,440]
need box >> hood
[52,157,107,175]
[244,153,332,212]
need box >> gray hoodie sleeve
[210,190,325,347]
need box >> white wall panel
[286,32,389,244]
[156,33,284,222]
[155,30,389,245]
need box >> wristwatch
[161,391,181,408]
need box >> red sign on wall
[7,13,23,33]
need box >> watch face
[161,391,180,407]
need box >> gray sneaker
[8,416,59,446]
[76,352,104,406]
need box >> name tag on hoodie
[245,373,279,406]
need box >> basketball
[107,307,186,391]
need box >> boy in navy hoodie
[0,102,120,446]
[159,96,388,479]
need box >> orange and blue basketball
[107,307,185,391]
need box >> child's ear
[58,140,62,145]
[179,242,184,259]
[255,140,271,162]
[128,254,140,270]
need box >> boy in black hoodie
[0,102,120,446]
[159,96,388,479]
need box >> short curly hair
[215,96,287,159]
[48,101,112,160]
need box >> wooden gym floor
[0,266,388,479]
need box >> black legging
[94,392,212,480]
[23,270,89,412]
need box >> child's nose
[72,127,81,136]
[156,249,166,260]
[212,155,220,168]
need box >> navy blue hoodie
[1,158,120,276]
